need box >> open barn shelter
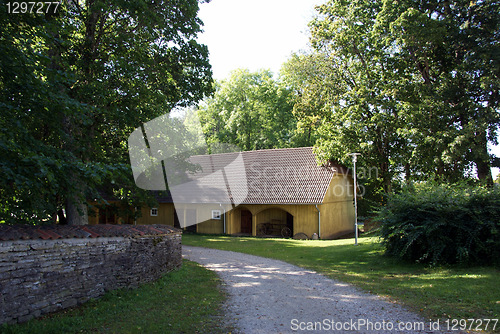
[193,147,355,239]
[90,147,356,239]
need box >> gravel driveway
[183,246,460,334]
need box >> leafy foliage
[374,0,500,185]
[197,69,302,151]
[377,182,500,266]
[281,0,500,197]
[0,0,213,224]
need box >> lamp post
[348,153,361,245]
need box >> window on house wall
[212,210,221,220]
[150,208,158,217]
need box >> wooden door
[240,210,252,234]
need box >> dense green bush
[377,183,500,266]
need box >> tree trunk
[404,163,411,185]
[63,1,99,226]
[435,158,445,179]
[475,132,493,186]
[376,127,392,193]
[66,197,88,225]
[476,161,493,186]
[380,161,392,193]
[62,114,89,225]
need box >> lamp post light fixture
[348,153,361,245]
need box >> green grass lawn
[3,235,498,333]
[183,233,500,332]
[1,260,233,334]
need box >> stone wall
[0,225,181,324]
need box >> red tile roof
[0,224,179,241]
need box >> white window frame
[212,210,221,220]
[150,207,158,217]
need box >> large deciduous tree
[197,69,299,151]
[375,0,500,185]
[0,0,213,224]
[305,0,409,193]
[288,0,499,192]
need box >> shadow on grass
[1,260,234,334]
[183,233,500,326]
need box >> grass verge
[183,233,500,332]
[1,260,232,334]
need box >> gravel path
[183,246,460,334]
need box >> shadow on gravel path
[183,246,461,334]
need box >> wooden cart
[257,219,292,238]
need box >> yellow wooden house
[90,147,355,239]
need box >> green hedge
[377,183,500,266]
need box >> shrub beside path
[183,246,463,334]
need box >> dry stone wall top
[0,224,182,325]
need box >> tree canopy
[2,0,498,225]
[282,0,499,192]
[197,69,306,151]
[0,0,213,224]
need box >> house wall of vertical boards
[319,173,356,239]
[214,175,355,239]
[192,174,356,238]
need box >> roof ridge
[190,146,314,159]
[241,146,313,153]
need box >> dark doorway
[99,208,116,224]
[241,210,252,234]
[286,212,294,235]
